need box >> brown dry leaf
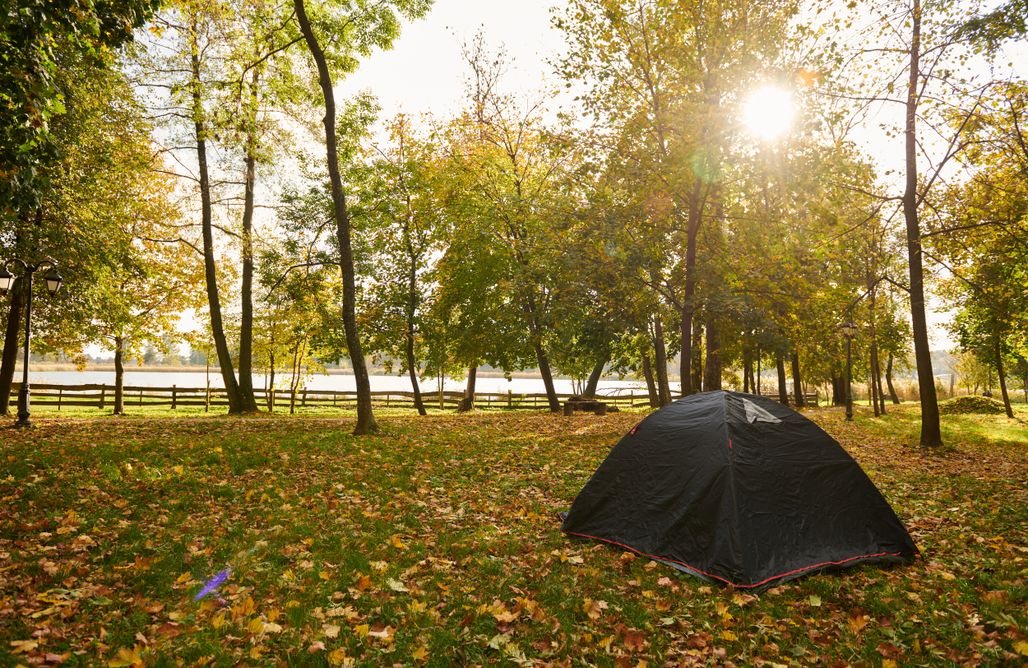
[623,629,647,652]
[322,623,341,639]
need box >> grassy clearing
[1,405,1025,666]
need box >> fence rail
[7,382,659,412]
[6,383,818,412]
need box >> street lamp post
[0,259,63,428]
[840,321,857,422]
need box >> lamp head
[0,267,13,296]
[840,321,857,338]
[43,268,63,296]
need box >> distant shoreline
[19,363,642,382]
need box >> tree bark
[236,68,260,414]
[0,278,24,416]
[584,359,605,397]
[653,315,672,405]
[189,20,243,415]
[679,182,703,396]
[832,373,845,406]
[995,336,1014,418]
[295,0,377,433]
[902,0,943,447]
[267,350,275,412]
[874,349,887,415]
[533,340,561,412]
[641,355,659,408]
[691,322,703,393]
[886,352,901,403]
[776,351,788,405]
[458,365,477,412]
[113,336,125,415]
[791,350,805,407]
[743,350,751,393]
[703,316,721,391]
[406,322,426,416]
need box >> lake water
[25,369,652,395]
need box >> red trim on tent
[563,529,906,589]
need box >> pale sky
[339,0,566,120]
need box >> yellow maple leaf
[108,645,143,667]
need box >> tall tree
[292,0,430,433]
[356,116,442,416]
[555,0,798,396]
[820,0,1026,445]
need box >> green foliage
[0,0,159,212]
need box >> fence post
[386,393,390,408]
[99,387,106,410]
[508,390,512,409]
[270,388,276,411]
[171,385,177,410]
[139,389,143,406]
[302,388,307,407]
[57,388,63,411]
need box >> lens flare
[741,85,796,142]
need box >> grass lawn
[1,405,1025,666]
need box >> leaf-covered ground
[1,405,1025,666]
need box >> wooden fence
[6,383,818,412]
[7,383,659,412]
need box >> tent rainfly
[561,391,918,589]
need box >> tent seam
[563,529,907,589]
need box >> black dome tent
[561,391,918,589]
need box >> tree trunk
[189,22,242,415]
[886,352,900,404]
[295,0,376,434]
[902,0,942,447]
[653,315,672,405]
[406,325,426,417]
[791,350,805,407]
[756,348,762,395]
[113,336,125,415]
[874,351,887,415]
[679,182,703,396]
[584,359,605,397]
[703,316,721,391]
[831,373,845,406]
[995,337,1014,418]
[267,350,275,412]
[458,365,477,412]
[0,278,24,416]
[532,340,561,412]
[870,362,880,416]
[691,322,703,393]
[743,350,751,393]
[776,351,788,405]
[641,355,659,408]
[236,68,260,414]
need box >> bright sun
[741,85,796,142]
